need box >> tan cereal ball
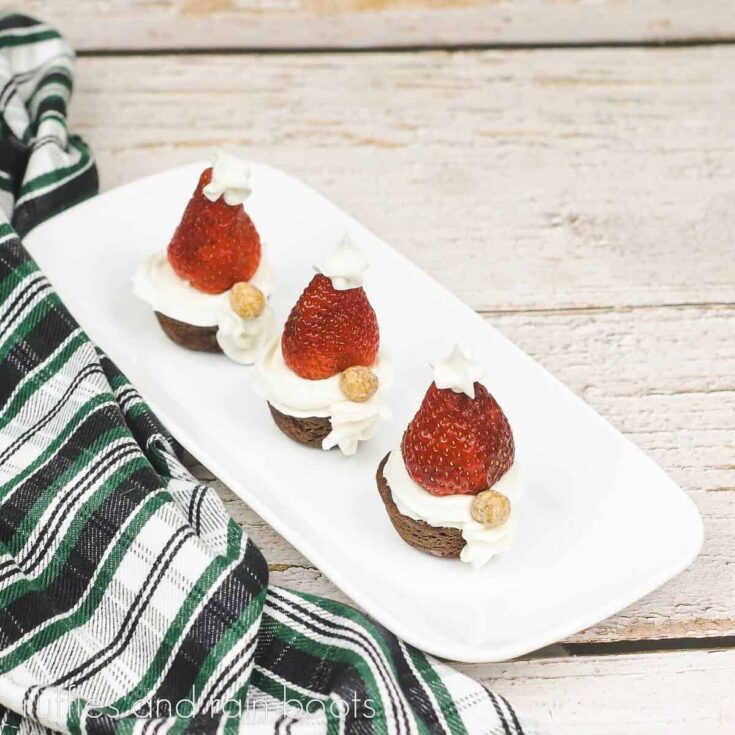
[230,282,265,319]
[471,490,511,528]
[339,366,379,402]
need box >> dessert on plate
[133,151,274,364]
[255,235,392,456]
[376,345,522,568]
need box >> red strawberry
[167,168,261,294]
[282,274,379,380]
[401,382,514,496]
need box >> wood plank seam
[71,38,735,57]
[479,303,735,317]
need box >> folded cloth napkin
[0,15,542,735]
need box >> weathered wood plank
[70,49,735,312]
[189,304,735,644]
[458,649,735,734]
[25,1,735,50]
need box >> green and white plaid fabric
[0,15,96,237]
[0,15,541,735]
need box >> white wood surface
[71,47,735,644]
[71,49,734,313]
[24,1,735,50]
[61,42,734,732]
[458,649,735,734]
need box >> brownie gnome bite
[132,151,275,364]
[255,236,392,455]
[376,346,522,568]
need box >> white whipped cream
[132,251,274,365]
[255,336,392,456]
[315,235,369,291]
[433,344,485,399]
[215,307,276,365]
[203,150,252,206]
[383,447,522,569]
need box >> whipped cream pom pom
[433,345,485,399]
[203,150,252,206]
[316,235,369,290]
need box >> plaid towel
[0,15,542,735]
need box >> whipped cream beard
[256,235,393,456]
[386,345,522,568]
[133,150,276,364]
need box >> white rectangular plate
[25,162,703,662]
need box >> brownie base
[155,312,221,353]
[268,403,334,449]
[376,453,465,559]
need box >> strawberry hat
[167,151,261,294]
[281,236,379,381]
[401,345,515,497]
